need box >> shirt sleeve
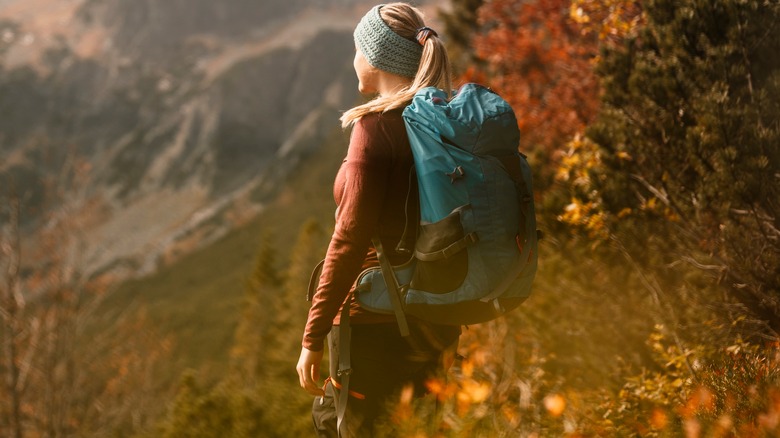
[302,114,393,351]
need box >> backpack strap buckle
[446,166,465,183]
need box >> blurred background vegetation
[2,0,779,437]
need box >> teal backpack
[355,83,539,334]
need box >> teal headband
[353,4,423,78]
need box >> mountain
[0,0,377,279]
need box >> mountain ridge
[0,0,377,279]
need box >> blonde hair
[340,3,452,128]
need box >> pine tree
[258,218,328,437]
[158,231,287,437]
[439,0,485,74]
[586,0,780,333]
[229,230,282,379]
[160,220,329,437]
[157,371,266,438]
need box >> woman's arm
[302,113,394,352]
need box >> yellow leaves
[556,134,602,186]
[638,196,680,222]
[570,5,590,23]
[420,320,780,437]
[645,197,658,210]
[562,201,583,222]
[459,379,492,405]
[569,0,644,43]
[461,358,475,378]
[559,198,609,240]
[609,327,780,436]
[555,134,613,241]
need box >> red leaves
[464,0,600,151]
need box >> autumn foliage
[1,163,170,437]
[463,0,601,155]
[5,0,778,436]
[412,0,780,436]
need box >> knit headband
[353,4,423,78]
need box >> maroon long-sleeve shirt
[303,109,418,352]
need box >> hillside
[0,0,367,280]
[104,118,350,384]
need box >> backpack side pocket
[411,208,476,294]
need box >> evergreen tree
[156,371,266,438]
[585,0,780,333]
[158,231,287,437]
[158,220,329,437]
[230,231,282,378]
[258,218,328,437]
[439,0,485,74]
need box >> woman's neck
[377,72,413,97]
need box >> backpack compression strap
[372,237,411,337]
[479,155,538,307]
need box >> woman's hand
[296,347,325,396]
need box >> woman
[296,3,460,436]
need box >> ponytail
[341,3,452,128]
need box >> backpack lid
[403,83,520,156]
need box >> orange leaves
[543,393,567,417]
[466,0,601,152]
[389,319,780,436]
[425,377,457,401]
[649,407,669,430]
[463,0,647,240]
[388,320,541,435]
[678,387,716,418]
[457,379,492,406]
[598,329,780,437]
[425,359,493,418]
[758,389,780,432]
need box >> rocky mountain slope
[0,0,385,278]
